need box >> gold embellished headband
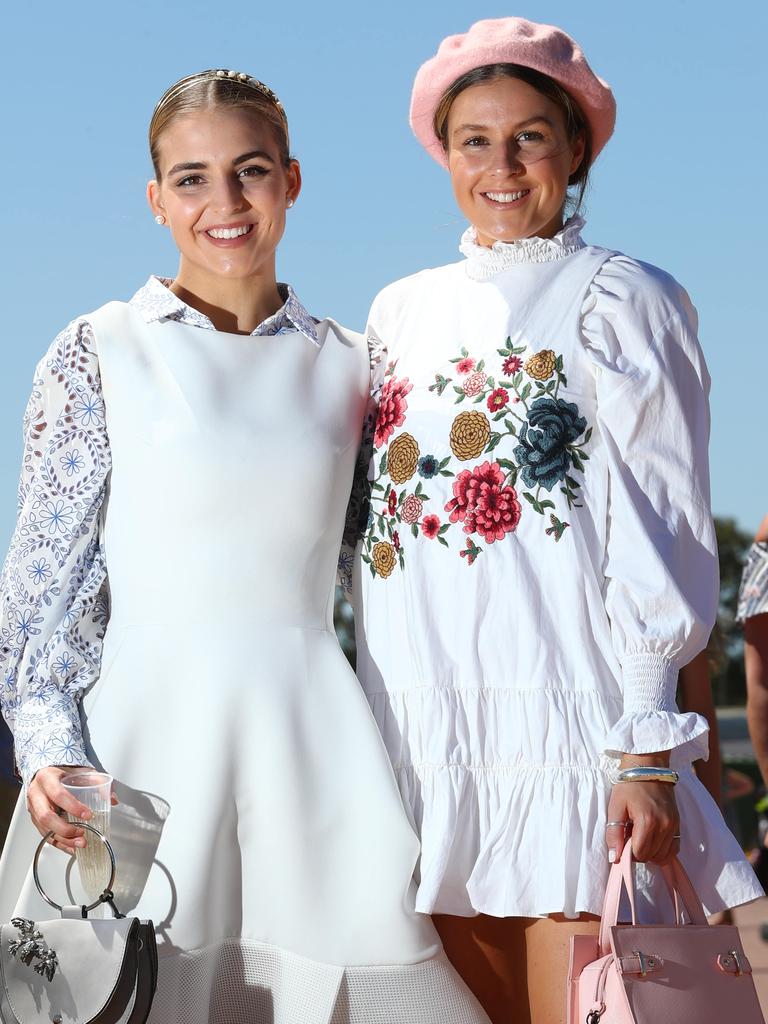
[152,69,288,127]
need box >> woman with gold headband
[0,70,489,1023]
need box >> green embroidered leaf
[449,357,461,364]
[540,499,556,510]
[512,345,527,354]
[520,382,532,401]
[571,453,584,472]
[545,380,556,393]
[493,410,507,422]
[439,469,455,477]
[398,551,405,569]
[522,492,538,505]
[504,418,518,434]
[454,394,465,404]
[486,433,503,451]
[497,458,516,470]
[362,554,371,564]
[415,481,423,497]
[453,385,465,394]
[438,457,451,469]
[555,354,563,371]
[461,346,469,357]
[558,372,568,387]
[486,376,495,388]
[379,451,388,474]
[584,426,593,444]
[411,523,419,538]
[473,394,485,405]
[377,515,385,533]
[369,563,376,578]
[477,359,485,372]
[371,481,384,492]
[513,372,523,388]
[499,379,514,388]
[565,475,580,488]
[437,535,449,547]
[438,524,450,534]
[579,450,590,461]
[419,492,431,502]
[497,348,510,357]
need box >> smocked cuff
[15,689,92,790]
[604,652,710,761]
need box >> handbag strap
[599,842,708,954]
[599,843,638,955]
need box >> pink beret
[410,17,616,168]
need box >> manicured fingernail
[74,838,86,848]
[608,849,616,863]
[81,809,92,820]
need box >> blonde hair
[149,69,291,179]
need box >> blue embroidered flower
[513,397,587,491]
[14,609,43,644]
[53,652,76,677]
[51,732,84,762]
[60,449,85,477]
[27,558,53,584]
[38,500,75,536]
[417,455,439,479]
[72,395,105,427]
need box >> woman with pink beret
[348,17,763,1023]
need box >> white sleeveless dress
[0,301,487,1024]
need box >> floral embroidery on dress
[362,338,593,578]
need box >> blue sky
[1,0,765,548]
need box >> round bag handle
[33,822,117,914]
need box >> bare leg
[433,913,600,1024]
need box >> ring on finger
[605,821,631,829]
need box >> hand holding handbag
[0,823,158,1024]
[567,841,765,1024]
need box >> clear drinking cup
[61,770,113,902]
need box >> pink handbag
[567,841,765,1024]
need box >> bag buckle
[718,950,749,976]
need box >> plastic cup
[61,770,113,901]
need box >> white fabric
[0,276,318,789]
[352,219,763,918]
[0,301,488,1023]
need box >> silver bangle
[615,766,679,785]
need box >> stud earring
[154,214,166,225]
[287,198,294,208]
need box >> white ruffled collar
[459,215,586,281]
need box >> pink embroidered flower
[421,514,441,539]
[456,357,476,374]
[388,489,398,516]
[445,461,522,543]
[393,530,401,552]
[374,377,412,448]
[462,371,488,397]
[487,387,509,413]
[401,494,424,524]
[503,355,523,376]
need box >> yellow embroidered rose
[372,541,397,578]
[524,349,556,381]
[388,432,420,484]
[450,411,491,461]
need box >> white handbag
[0,824,158,1024]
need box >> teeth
[207,225,251,239]
[485,190,529,203]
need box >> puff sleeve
[581,255,715,761]
[0,320,111,788]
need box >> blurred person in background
[741,515,768,786]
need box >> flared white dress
[0,281,488,1023]
[350,217,763,920]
